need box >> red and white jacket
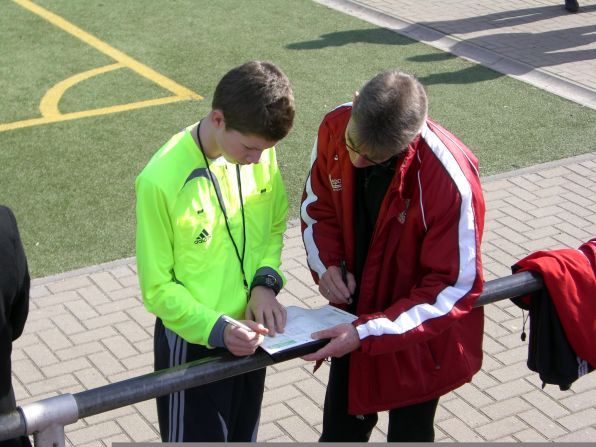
[300,104,486,414]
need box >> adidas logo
[194,229,210,244]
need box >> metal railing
[0,271,542,446]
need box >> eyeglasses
[344,133,395,170]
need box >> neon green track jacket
[135,124,288,347]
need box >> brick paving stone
[563,191,594,208]
[266,367,311,389]
[74,367,110,389]
[118,274,140,288]
[107,287,142,301]
[13,332,39,350]
[261,403,293,424]
[47,276,92,293]
[489,361,533,383]
[69,326,118,345]
[518,408,569,439]
[485,378,535,401]
[84,311,131,330]
[521,389,570,419]
[484,304,513,324]
[121,353,152,370]
[261,384,302,406]
[11,358,44,384]
[78,285,111,305]
[437,417,485,442]
[470,370,499,389]
[89,351,125,376]
[108,265,134,279]
[66,299,100,320]
[51,312,86,335]
[454,383,495,408]
[102,334,138,359]
[294,377,328,406]
[29,284,49,298]
[442,398,491,427]
[559,389,596,412]
[476,415,529,441]
[108,365,153,384]
[555,427,596,442]
[23,342,59,367]
[568,370,596,392]
[114,320,151,342]
[55,340,105,361]
[96,297,139,316]
[125,306,156,328]
[481,336,508,356]
[44,358,91,378]
[67,421,121,445]
[134,338,154,354]
[26,374,78,396]
[78,442,101,447]
[270,357,307,372]
[83,407,135,425]
[90,271,122,293]
[513,428,549,442]
[277,415,319,442]
[493,344,528,365]
[478,354,503,373]
[554,221,593,240]
[482,396,533,420]
[116,413,158,442]
[37,326,73,351]
[285,396,323,426]
[558,408,596,431]
[133,400,158,425]
[256,422,285,441]
[494,331,526,350]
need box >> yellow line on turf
[12,0,202,100]
[0,0,203,132]
[39,63,124,118]
[0,97,187,132]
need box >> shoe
[565,0,579,12]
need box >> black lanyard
[196,122,248,297]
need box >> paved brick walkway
[11,0,596,444]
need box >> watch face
[265,275,276,287]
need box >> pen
[221,315,255,333]
[340,260,353,305]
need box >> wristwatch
[250,274,281,295]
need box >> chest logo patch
[194,228,211,244]
[329,174,342,191]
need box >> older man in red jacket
[300,69,485,441]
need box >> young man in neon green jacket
[135,61,295,442]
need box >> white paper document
[260,305,356,355]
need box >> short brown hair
[212,61,295,141]
[351,70,427,158]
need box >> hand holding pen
[319,260,356,305]
[222,315,268,356]
[340,260,354,305]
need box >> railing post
[19,394,78,447]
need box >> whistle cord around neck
[196,121,248,295]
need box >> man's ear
[211,109,226,129]
[352,91,359,104]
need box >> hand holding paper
[301,323,361,361]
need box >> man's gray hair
[351,70,428,158]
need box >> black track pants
[154,318,266,442]
[320,355,439,442]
